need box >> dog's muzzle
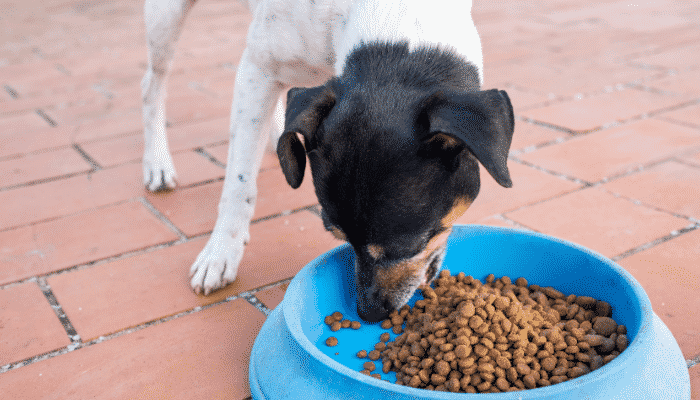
[356,245,447,322]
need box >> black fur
[279,42,514,321]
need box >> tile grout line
[3,84,19,99]
[0,238,182,292]
[0,206,318,291]
[239,293,272,316]
[515,91,700,147]
[509,156,592,186]
[35,109,57,127]
[194,147,226,169]
[72,143,102,171]
[1,277,296,374]
[36,277,82,346]
[0,171,95,193]
[0,294,241,375]
[491,214,539,233]
[0,197,136,233]
[688,354,700,369]
[138,197,189,242]
[611,224,699,262]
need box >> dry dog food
[324,311,363,335]
[330,270,628,393]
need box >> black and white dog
[141,0,514,321]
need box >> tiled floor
[1,0,699,398]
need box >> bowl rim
[282,224,654,398]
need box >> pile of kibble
[325,270,628,393]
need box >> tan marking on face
[367,244,385,260]
[375,259,423,294]
[441,197,473,228]
[329,227,347,241]
[429,133,460,149]
[422,229,451,259]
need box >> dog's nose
[357,303,389,323]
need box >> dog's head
[277,43,514,322]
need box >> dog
[141,0,514,322]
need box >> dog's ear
[421,89,515,187]
[278,85,336,188]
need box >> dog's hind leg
[140,0,195,191]
[189,48,287,295]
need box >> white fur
[141,0,483,295]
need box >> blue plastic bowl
[250,225,690,399]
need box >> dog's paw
[143,152,178,192]
[189,232,246,295]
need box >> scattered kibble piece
[325,337,338,347]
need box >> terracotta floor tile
[619,229,700,359]
[0,125,74,159]
[658,103,700,128]
[518,119,700,183]
[0,112,51,136]
[47,237,245,341]
[452,161,581,223]
[5,81,118,117]
[488,60,659,99]
[0,299,263,400]
[147,165,317,237]
[510,122,567,151]
[601,161,700,220]
[72,109,143,143]
[223,210,341,293]
[692,366,700,400]
[505,88,551,111]
[166,93,232,126]
[0,146,93,189]
[1,60,67,96]
[42,95,114,128]
[0,282,70,365]
[254,281,290,312]
[633,44,700,70]
[504,187,689,258]
[80,117,230,166]
[679,150,700,168]
[205,144,281,172]
[542,1,691,31]
[521,88,691,132]
[146,181,223,237]
[470,215,530,231]
[0,201,179,285]
[0,163,141,231]
[0,154,221,231]
[645,71,700,96]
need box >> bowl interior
[285,225,651,384]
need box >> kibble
[325,337,338,347]
[362,271,627,393]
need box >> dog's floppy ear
[423,89,515,187]
[278,85,336,188]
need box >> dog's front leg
[141,0,195,191]
[190,49,285,295]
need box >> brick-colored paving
[1,0,699,398]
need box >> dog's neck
[333,0,481,83]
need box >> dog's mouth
[421,244,445,286]
[356,243,447,321]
